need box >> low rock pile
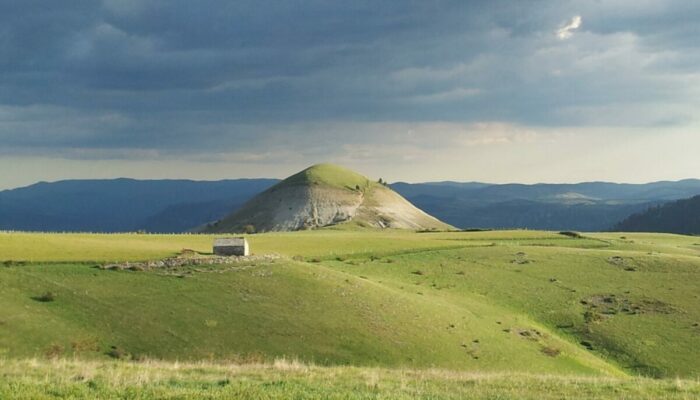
[99,254,280,271]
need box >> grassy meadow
[1,229,699,398]
[2,359,699,400]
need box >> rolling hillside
[1,230,698,380]
[203,164,453,233]
[613,195,700,235]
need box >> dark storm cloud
[0,0,698,156]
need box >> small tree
[243,224,256,234]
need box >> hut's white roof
[213,237,247,246]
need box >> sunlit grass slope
[282,163,374,190]
[0,253,617,375]
[0,229,601,262]
[1,230,699,380]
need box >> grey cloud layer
[0,0,698,156]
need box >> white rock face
[254,185,363,231]
[362,186,448,230]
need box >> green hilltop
[281,163,375,190]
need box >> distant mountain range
[2,177,700,233]
[392,179,700,232]
[613,195,700,235]
[0,178,278,233]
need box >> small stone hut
[213,237,249,256]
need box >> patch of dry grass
[1,358,698,399]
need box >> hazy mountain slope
[204,164,452,233]
[0,179,277,232]
[142,198,251,233]
[2,177,700,233]
[392,180,700,231]
[392,179,700,203]
[408,197,658,231]
[613,195,700,234]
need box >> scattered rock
[462,341,480,360]
[106,345,129,360]
[99,254,281,272]
[541,346,561,357]
[607,256,625,266]
[511,252,532,265]
[515,328,545,341]
[581,294,675,323]
[180,249,197,257]
[607,256,638,271]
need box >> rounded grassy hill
[204,164,453,233]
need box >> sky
[1,0,699,189]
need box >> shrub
[244,224,256,234]
[559,231,582,238]
[583,310,602,324]
[3,260,26,267]
[34,292,55,302]
[71,338,100,353]
[106,346,129,360]
[45,343,63,359]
